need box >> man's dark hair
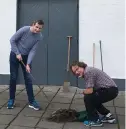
[32,20,44,25]
[70,61,87,71]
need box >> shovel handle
[93,43,95,67]
[67,36,72,71]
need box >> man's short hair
[32,20,44,25]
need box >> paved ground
[0,85,125,129]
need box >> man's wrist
[16,53,21,56]
[15,50,20,55]
[83,90,86,95]
[83,88,93,95]
[27,60,31,66]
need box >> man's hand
[16,54,22,61]
[83,88,93,95]
[26,64,31,73]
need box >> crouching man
[70,61,118,127]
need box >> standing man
[7,20,44,110]
[70,61,118,127]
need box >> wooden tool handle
[93,43,95,67]
[67,36,72,71]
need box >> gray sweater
[10,26,43,64]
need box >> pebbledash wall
[0,0,125,90]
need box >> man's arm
[27,42,39,65]
[10,26,26,55]
[27,34,43,65]
[83,72,95,95]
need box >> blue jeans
[9,51,34,103]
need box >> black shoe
[101,114,116,123]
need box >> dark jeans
[9,51,34,103]
[84,87,118,121]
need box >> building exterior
[0,0,125,90]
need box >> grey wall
[0,74,125,91]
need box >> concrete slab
[20,107,44,117]
[0,86,124,129]
[11,115,40,127]
[42,109,55,119]
[52,97,72,104]
[0,114,15,125]
[0,125,8,129]
[70,104,85,111]
[114,98,125,107]
[0,90,5,93]
[32,85,44,91]
[63,122,89,129]
[15,93,29,101]
[56,92,75,98]
[0,85,9,90]
[48,103,70,110]
[115,107,125,116]
[0,88,7,93]
[76,88,84,94]
[15,100,28,107]
[0,92,9,100]
[43,86,60,92]
[91,123,118,129]
[36,128,46,129]
[6,90,22,95]
[41,91,57,97]
[118,115,125,129]
[0,99,7,106]
[7,125,34,129]
[22,90,39,95]
[35,92,55,102]
[74,93,84,99]
[0,107,22,115]
[116,94,125,100]
[37,102,49,110]
[37,119,64,129]
[35,96,52,102]
[117,91,126,96]
[59,86,77,93]
[16,85,25,91]
[36,128,47,129]
[72,98,84,105]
